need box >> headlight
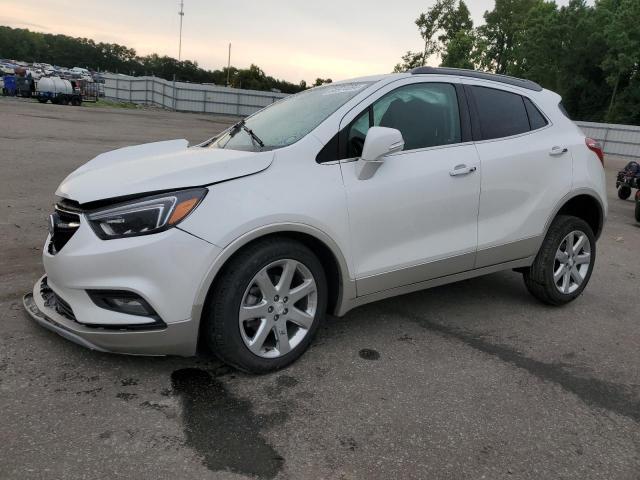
[86,188,207,240]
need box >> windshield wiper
[228,120,265,149]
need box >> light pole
[178,0,184,61]
[226,43,232,87]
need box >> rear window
[524,98,548,130]
[558,102,571,119]
[471,86,530,140]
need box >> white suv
[24,67,607,373]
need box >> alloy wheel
[239,259,317,358]
[553,230,592,294]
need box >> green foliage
[0,26,306,94]
[397,0,640,124]
[394,1,475,72]
[313,78,333,87]
[476,0,538,74]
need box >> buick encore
[24,67,607,372]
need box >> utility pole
[178,0,184,61]
[226,43,232,87]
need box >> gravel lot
[1,97,639,480]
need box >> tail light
[585,137,604,165]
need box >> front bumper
[24,280,197,356]
[25,216,222,356]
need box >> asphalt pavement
[1,97,639,480]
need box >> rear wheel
[523,215,595,305]
[618,185,632,200]
[205,238,327,373]
[37,97,48,104]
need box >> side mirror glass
[356,127,404,180]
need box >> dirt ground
[1,96,639,480]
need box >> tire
[61,96,70,106]
[37,97,48,104]
[635,198,640,223]
[523,215,596,306]
[204,237,327,373]
[71,97,81,106]
[618,185,632,200]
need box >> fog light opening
[87,290,159,318]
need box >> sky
[2,0,572,84]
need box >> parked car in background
[24,67,607,373]
[70,66,90,76]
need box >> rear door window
[471,86,530,140]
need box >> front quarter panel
[179,134,354,296]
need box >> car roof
[410,67,542,92]
[335,68,543,93]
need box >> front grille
[40,277,76,321]
[48,205,81,254]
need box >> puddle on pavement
[359,348,380,360]
[171,368,284,479]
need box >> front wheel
[205,238,327,373]
[523,215,596,306]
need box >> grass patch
[83,99,139,109]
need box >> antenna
[178,0,184,61]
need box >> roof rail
[410,66,543,92]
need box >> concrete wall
[103,73,287,116]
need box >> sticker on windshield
[319,83,369,95]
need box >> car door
[339,80,481,296]
[465,84,573,268]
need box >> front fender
[188,222,356,330]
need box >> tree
[313,78,333,86]
[394,1,475,72]
[439,1,476,68]
[599,0,640,123]
[441,30,476,69]
[507,1,562,86]
[393,51,428,73]
[0,26,311,94]
[476,0,538,74]
[394,0,640,124]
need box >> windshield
[212,82,372,151]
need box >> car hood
[56,139,274,204]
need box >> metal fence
[103,73,287,116]
[575,121,640,159]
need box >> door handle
[449,164,477,176]
[549,146,568,156]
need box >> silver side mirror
[356,127,404,180]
